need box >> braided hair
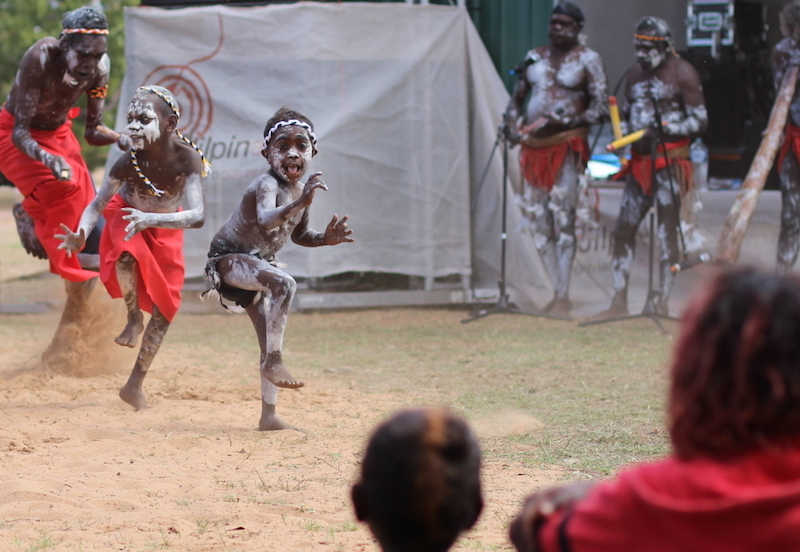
[352,408,483,552]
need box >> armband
[87,86,108,99]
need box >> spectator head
[352,408,483,552]
[669,267,800,459]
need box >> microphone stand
[462,123,568,323]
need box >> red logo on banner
[140,14,224,140]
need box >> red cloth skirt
[519,137,588,192]
[778,122,800,174]
[613,138,693,196]
[0,108,98,282]
[99,195,184,322]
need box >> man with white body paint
[504,0,608,318]
[205,107,353,431]
[595,16,707,318]
[57,85,208,411]
[773,1,800,273]
[0,6,129,361]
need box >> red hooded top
[538,441,800,552]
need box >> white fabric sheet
[113,2,550,307]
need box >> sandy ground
[0,196,561,552]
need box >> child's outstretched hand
[55,223,86,257]
[121,207,156,241]
[300,172,328,207]
[323,214,354,245]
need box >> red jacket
[538,441,800,551]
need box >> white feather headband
[262,119,317,150]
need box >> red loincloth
[778,122,800,174]
[0,108,98,282]
[536,439,800,551]
[99,195,184,323]
[613,138,693,196]
[519,137,588,192]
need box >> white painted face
[265,125,314,183]
[635,40,668,70]
[126,97,162,151]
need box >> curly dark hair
[61,7,108,46]
[263,107,313,139]
[352,408,483,552]
[669,267,800,460]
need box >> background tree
[0,0,139,172]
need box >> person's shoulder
[625,63,645,85]
[672,55,701,81]
[21,37,59,64]
[172,140,205,173]
[532,45,549,59]
[578,45,603,63]
[237,170,276,195]
[107,152,134,183]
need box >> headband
[262,119,317,150]
[634,33,670,42]
[62,28,108,35]
[134,86,211,183]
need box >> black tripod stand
[580,102,689,333]
[462,124,567,324]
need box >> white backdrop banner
[113,2,549,304]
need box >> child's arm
[293,213,353,247]
[257,172,327,230]
[119,173,205,240]
[55,171,124,256]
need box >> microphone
[510,52,540,76]
[670,253,710,274]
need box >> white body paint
[127,100,161,150]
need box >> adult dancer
[596,17,707,318]
[0,6,129,359]
[504,0,608,317]
[773,0,800,273]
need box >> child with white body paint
[57,85,208,411]
[204,107,353,431]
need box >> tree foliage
[0,0,139,171]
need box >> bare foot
[547,297,572,319]
[119,382,148,411]
[115,314,144,348]
[259,403,299,431]
[261,365,304,389]
[586,304,629,322]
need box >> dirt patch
[0,304,563,552]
